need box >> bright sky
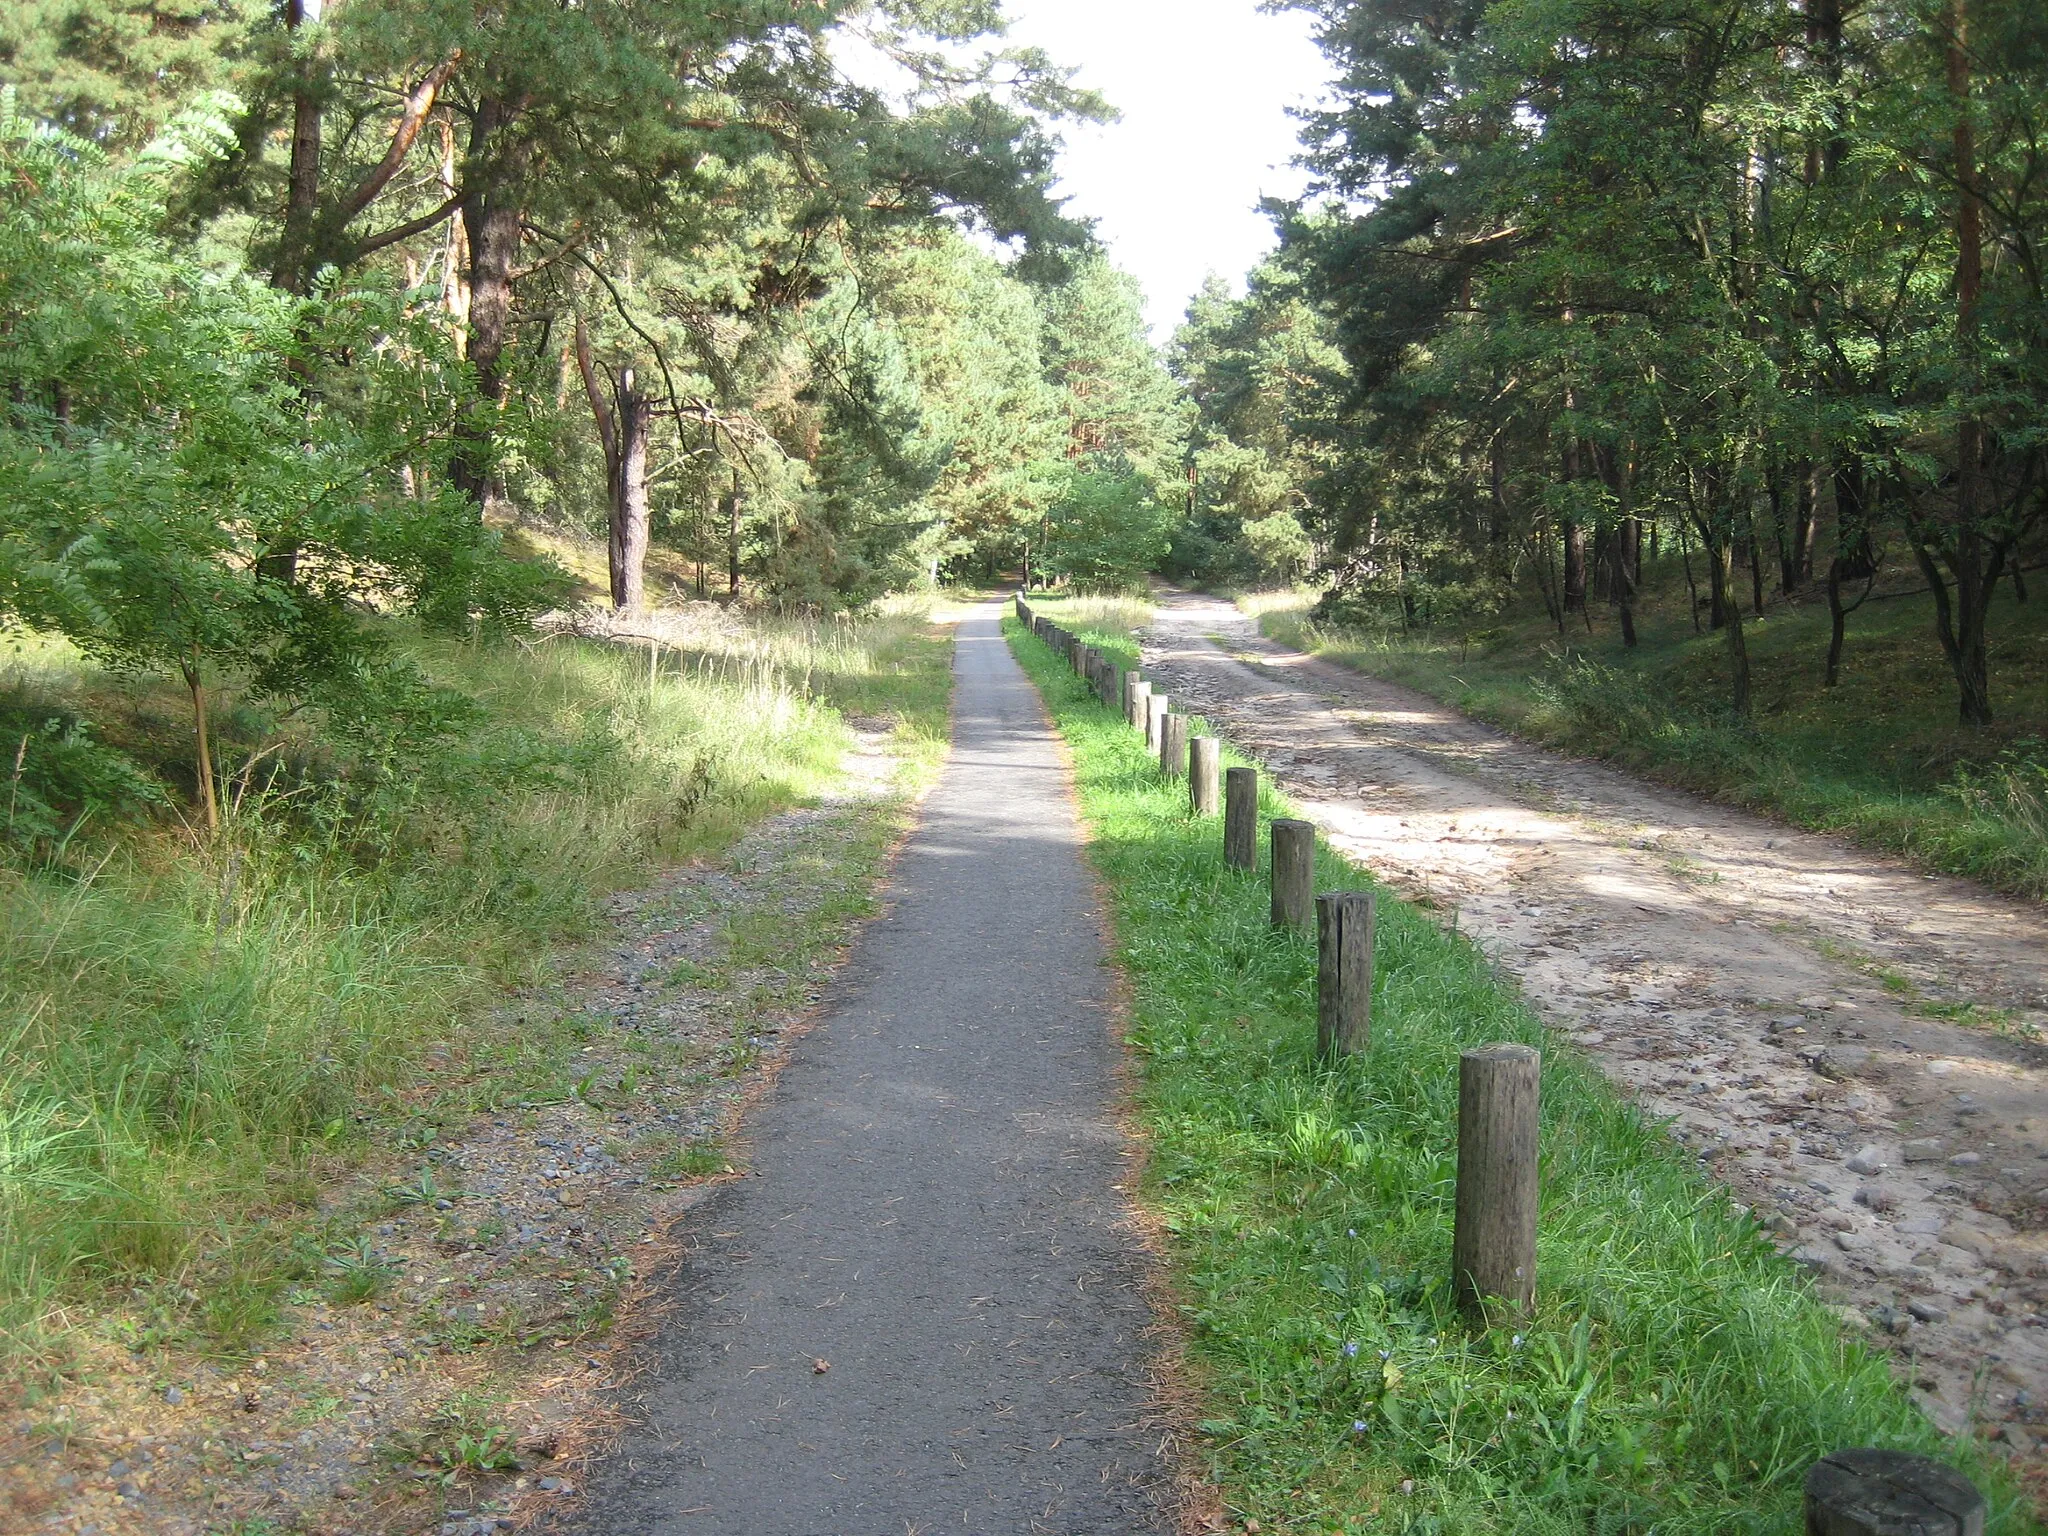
[1001,0,1330,340]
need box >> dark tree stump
[1804,1450,1986,1536]
[1452,1042,1540,1315]
[1223,767,1258,869]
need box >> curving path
[568,602,1169,1535]
[1139,588,2048,1456]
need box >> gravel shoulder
[1140,589,2048,1469]
[563,601,1171,1535]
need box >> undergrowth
[1008,604,2032,1535]
[0,606,950,1363]
[1245,579,2048,902]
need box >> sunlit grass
[0,605,951,1362]
[1016,592,1155,646]
[1007,612,2035,1535]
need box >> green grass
[0,605,952,1364]
[1243,567,2048,902]
[1006,608,2034,1535]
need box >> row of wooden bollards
[1013,596,1989,1533]
[1017,595,1540,1316]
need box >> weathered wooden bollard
[1223,767,1257,869]
[1451,1042,1540,1316]
[1159,711,1189,780]
[1127,678,1150,731]
[1101,664,1118,709]
[1315,891,1373,1057]
[1803,1450,1985,1536]
[1189,737,1220,816]
[1145,693,1168,754]
[1270,818,1314,932]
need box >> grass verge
[1241,577,2048,903]
[1006,608,2033,1535]
[0,604,952,1367]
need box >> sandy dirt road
[1140,590,2048,1462]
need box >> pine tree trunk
[182,659,218,834]
[609,372,650,612]
[451,99,529,516]
[1714,538,1752,717]
[725,471,743,598]
[1562,520,1587,616]
[274,0,325,295]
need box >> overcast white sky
[1001,0,1329,339]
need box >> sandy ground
[1138,590,2048,1467]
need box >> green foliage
[1045,471,1169,592]
[0,608,946,1358]
[0,0,259,147]
[1006,610,2036,1534]
[1268,0,2048,724]
[0,98,564,825]
[0,702,164,853]
[1169,263,1343,588]
[1027,255,1187,589]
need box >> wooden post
[1189,736,1221,816]
[1127,678,1150,731]
[1270,818,1314,931]
[1803,1450,1985,1536]
[1159,711,1189,780]
[1223,767,1257,869]
[1145,693,1168,753]
[1315,891,1374,1057]
[1451,1042,1540,1316]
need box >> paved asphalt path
[570,602,1169,1535]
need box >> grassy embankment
[0,600,953,1367]
[1240,564,2048,903]
[1009,597,2032,1535]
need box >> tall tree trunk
[725,470,743,598]
[1596,445,1639,647]
[181,658,218,834]
[274,0,325,295]
[1706,530,1752,716]
[1681,523,1702,633]
[608,373,650,612]
[451,99,530,515]
[1615,517,1639,648]
[1825,565,1851,688]
[1824,464,1878,688]
[1531,526,1565,634]
[1926,0,1995,727]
